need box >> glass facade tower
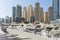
[52,0,59,20]
[13,7,16,22]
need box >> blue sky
[0,0,52,18]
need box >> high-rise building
[30,10,35,23]
[34,2,40,22]
[27,4,34,22]
[30,16,35,23]
[12,6,16,22]
[9,17,12,23]
[1,18,4,23]
[0,18,2,23]
[22,7,27,21]
[45,12,49,23]
[15,5,22,23]
[59,0,60,19]
[48,7,52,23]
[52,0,59,20]
[0,18,4,23]
[5,16,10,23]
[40,7,44,23]
[16,5,22,17]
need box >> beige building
[40,7,44,23]
[45,7,52,24]
[48,7,52,23]
[45,12,49,23]
[27,4,34,22]
[22,7,27,21]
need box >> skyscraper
[0,18,1,23]
[27,4,34,22]
[12,7,16,22]
[52,0,59,20]
[22,7,27,21]
[15,5,22,23]
[9,17,12,23]
[5,16,10,23]
[40,7,44,23]
[59,0,60,19]
[48,7,52,23]
[45,12,49,23]
[16,5,22,17]
[1,18,4,23]
[34,2,40,22]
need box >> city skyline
[0,0,52,18]
[12,2,45,23]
